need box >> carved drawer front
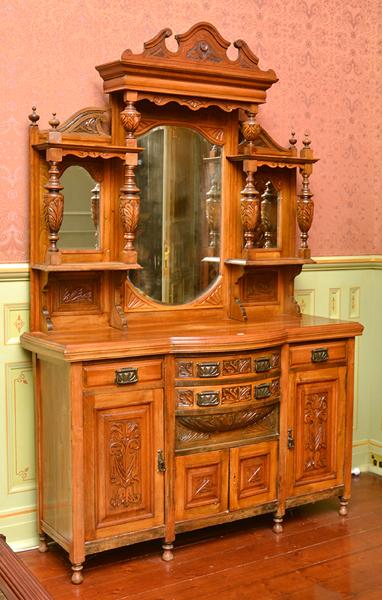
[289,341,347,369]
[229,441,278,510]
[175,349,280,381]
[175,377,280,409]
[176,403,279,451]
[175,450,229,522]
[83,358,163,388]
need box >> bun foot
[339,497,348,517]
[71,563,84,584]
[273,516,283,534]
[38,534,48,553]
[162,542,174,562]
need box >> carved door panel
[286,367,346,498]
[84,389,164,541]
[229,441,277,510]
[175,450,229,522]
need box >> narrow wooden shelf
[226,153,318,165]
[32,262,142,272]
[225,257,315,266]
[33,142,143,158]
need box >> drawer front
[175,349,280,381]
[289,341,347,369]
[83,358,163,388]
[176,403,279,451]
[175,377,280,410]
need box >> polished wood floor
[19,473,382,599]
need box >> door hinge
[288,429,295,449]
[157,449,166,472]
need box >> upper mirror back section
[131,126,222,305]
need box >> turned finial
[289,129,297,149]
[28,106,40,126]
[303,130,311,148]
[49,112,60,130]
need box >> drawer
[175,349,280,381]
[176,377,280,410]
[83,358,163,388]
[289,341,347,368]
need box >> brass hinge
[157,449,166,472]
[288,429,295,449]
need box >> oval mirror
[131,126,222,305]
[60,165,100,249]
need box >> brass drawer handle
[254,383,271,400]
[197,362,220,378]
[197,391,220,406]
[254,358,271,373]
[311,348,329,363]
[114,367,138,385]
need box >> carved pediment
[121,22,275,76]
[97,23,278,109]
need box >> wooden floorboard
[17,473,382,599]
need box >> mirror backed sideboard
[21,23,363,584]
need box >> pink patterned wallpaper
[0,0,380,261]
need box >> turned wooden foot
[38,534,49,553]
[71,563,84,584]
[273,516,283,534]
[339,497,349,517]
[161,542,174,562]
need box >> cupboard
[21,23,362,583]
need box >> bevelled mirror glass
[131,126,222,305]
[60,165,100,249]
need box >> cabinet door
[175,450,229,522]
[287,366,346,498]
[84,389,164,540]
[229,441,278,511]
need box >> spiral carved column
[119,94,141,263]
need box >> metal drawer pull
[197,391,220,406]
[311,348,329,363]
[114,367,138,385]
[255,357,271,373]
[197,362,220,378]
[254,383,271,400]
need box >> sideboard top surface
[21,315,363,362]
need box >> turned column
[205,145,221,250]
[43,113,64,265]
[119,92,141,263]
[240,160,260,251]
[297,133,314,259]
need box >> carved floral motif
[109,420,142,509]
[176,362,193,378]
[222,358,251,375]
[61,286,93,304]
[178,405,274,433]
[221,385,251,404]
[176,389,194,408]
[303,392,328,472]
